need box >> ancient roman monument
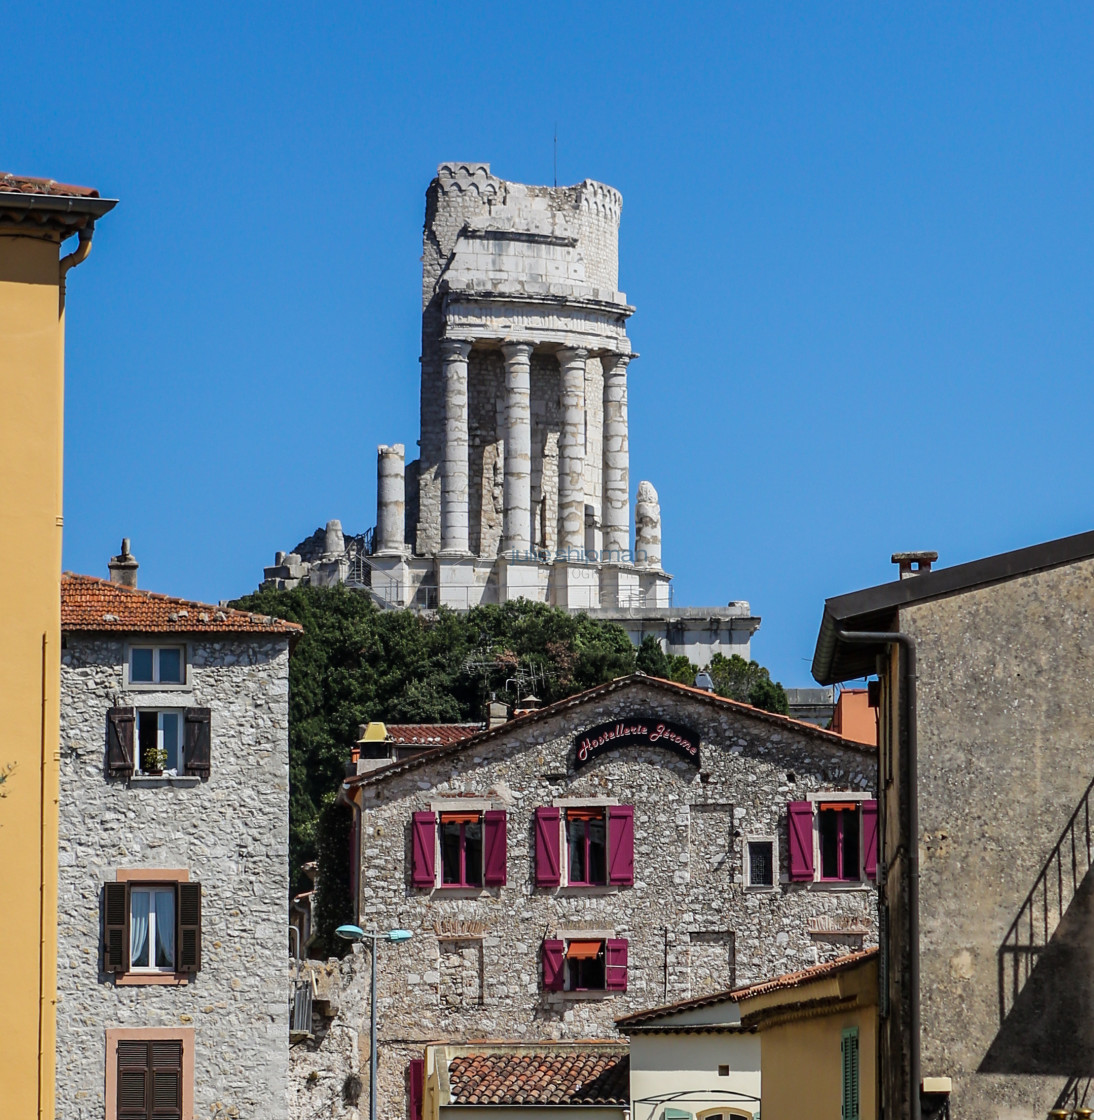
[262,163,759,664]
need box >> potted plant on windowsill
[142,746,168,776]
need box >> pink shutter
[605,938,629,991]
[534,807,561,887]
[542,938,565,991]
[483,809,507,886]
[787,801,814,881]
[862,799,879,879]
[408,1058,424,1120]
[607,805,635,886]
[411,811,436,888]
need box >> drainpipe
[838,630,920,1120]
[58,221,96,304]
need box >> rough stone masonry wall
[340,682,877,1120]
[56,634,291,1120]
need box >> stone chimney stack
[892,551,938,579]
[108,539,139,588]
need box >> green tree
[635,635,699,684]
[707,652,789,715]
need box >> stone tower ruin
[262,163,759,665]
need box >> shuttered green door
[841,1027,860,1120]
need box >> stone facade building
[813,532,1094,1120]
[56,559,300,1119]
[324,674,878,1119]
[260,164,761,668]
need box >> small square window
[129,646,186,686]
[746,840,775,888]
[565,940,606,991]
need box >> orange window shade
[440,812,480,824]
[820,802,857,812]
[566,940,603,960]
[566,807,604,821]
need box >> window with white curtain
[129,886,176,971]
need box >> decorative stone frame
[113,868,191,986]
[742,834,778,891]
[105,1026,195,1120]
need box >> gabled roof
[616,948,878,1030]
[0,172,117,234]
[446,1047,629,1106]
[387,724,484,748]
[812,528,1094,684]
[343,673,873,790]
[61,573,302,637]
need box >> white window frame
[135,708,185,774]
[128,884,176,973]
[743,834,778,891]
[125,644,190,690]
[807,790,872,885]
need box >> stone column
[601,352,631,558]
[440,339,472,554]
[556,347,588,554]
[375,444,406,553]
[501,341,534,554]
[634,480,661,569]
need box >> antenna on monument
[553,123,557,187]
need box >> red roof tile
[0,172,100,198]
[447,1049,629,1106]
[386,724,484,747]
[61,573,302,636]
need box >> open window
[787,799,878,883]
[542,937,628,992]
[534,805,634,888]
[411,809,507,889]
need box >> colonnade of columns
[438,339,632,561]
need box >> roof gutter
[837,630,920,1120]
[0,191,118,222]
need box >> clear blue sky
[8,3,1094,686]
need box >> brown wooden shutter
[107,707,136,777]
[149,1039,183,1120]
[104,882,130,974]
[182,708,211,777]
[116,1039,149,1119]
[176,882,202,973]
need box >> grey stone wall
[336,681,876,1119]
[894,559,1094,1120]
[56,633,291,1119]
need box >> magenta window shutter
[408,1058,425,1120]
[483,809,507,886]
[411,811,436,888]
[534,807,561,887]
[862,799,879,879]
[607,805,635,886]
[606,938,629,991]
[542,938,565,991]
[787,801,814,881]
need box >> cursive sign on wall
[573,718,700,769]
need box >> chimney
[487,696,509,729]
[108,538,139,588]
[891,551,938,580]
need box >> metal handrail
[998,773,1094,1022]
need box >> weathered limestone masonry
[56,574,296,1119]
[316,676,877,1119]
[261,164,761,668]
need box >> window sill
[551,884,623,897]
[805,880,873,892]
[115,972,190,986]
[429,885,498,898]
[124,682,193,692]
[557,990,615,1001]
[128,774,202,788]
[744,884,778,893]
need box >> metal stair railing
[998,774,1094,1023]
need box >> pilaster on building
[261,163,760,666]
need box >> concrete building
[812,534,1094,1120]
[0,170,115,1118]
[260,164,760,667]
[298,674,878,1119]
[56,554,300,1119]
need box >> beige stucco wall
[0,230,66,1118]
[628,1032,760,1120]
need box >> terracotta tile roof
[386,724,484,747]
[344,673,874,789]
[616,948,877,1028]
[0,172,101,198]
[447,1049,629,1106]
[61,573,302,636]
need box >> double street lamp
[336,925,413,1120]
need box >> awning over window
[440,812,480,824]
[820,802,857,812]
[566,807,604,821]
[566,940,603,960]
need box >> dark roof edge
[0,192,117,219]
[812,528,1094,684]
[344,674,874,791]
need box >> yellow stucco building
[0,172,115,1118]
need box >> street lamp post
[336,925,413,1120]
